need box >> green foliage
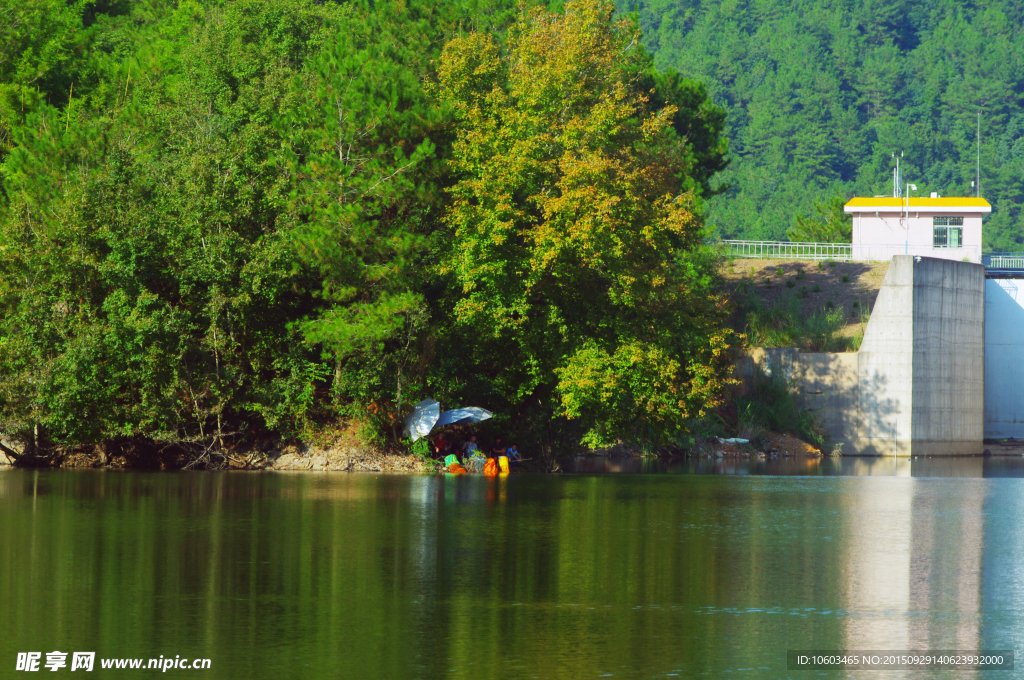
[277,0,460,413]
[787,189,852,243]
[0,0,737,460]
[737,362,826,447]
[0,0,343,451]
[434,0,736,449]
[743,295,849,352]
[629,0,1024,249]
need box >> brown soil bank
[720,258,889,344]
[0,438,429,473]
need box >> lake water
[2,463,1023,678]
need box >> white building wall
[851,212,983,263]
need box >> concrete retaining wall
[743,255,985,456]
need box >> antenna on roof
[888,152,905,197]
[976,110,981,198]
[891,152,904,198]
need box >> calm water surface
[2,463,1023,679]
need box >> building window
[933,216,963,248]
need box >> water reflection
[0,469,1019,679]
[567,454,1024,478]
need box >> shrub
[796,268,806,280]
[776,266,784,276]
[736,360,827,448]
[812,283,820,292]
[797,285,808,298]
[744,295,850,352]
[803,307,846,351]
[744,294,802,347]
[786,279,796,288]
[841,274,850,282]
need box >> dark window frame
[933,216,963,248]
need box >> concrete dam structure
[985,277,1024,438]
[744,255,990,456]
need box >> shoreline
[5,434,1016,471]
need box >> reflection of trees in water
[0,470,1005,678]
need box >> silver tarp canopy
[403,399,441,442]
[435,406,493,428]
[403,401,493,442]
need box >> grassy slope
[720,259,890,350]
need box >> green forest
[0,0,737,463]
[1,0,1021,463]
[631,0,1024,248]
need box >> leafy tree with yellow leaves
[434,0,735,448]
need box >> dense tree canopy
[628,0,1024,249]
[435,0,734,447]
[0,0,732,459]
[19,0,1023,459]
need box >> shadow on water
[564,455,1024,478]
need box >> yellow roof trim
[845,196,992,208]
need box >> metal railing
[983,253,1024,270]
[710,240,853,261]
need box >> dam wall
[985,278,1024,437]
[742,256,986,456]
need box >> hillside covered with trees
[0,0,736,463]
[3,0,1022,464]
[630,0,1024,249]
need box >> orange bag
[483,458,498,476]
[447,463,467,474]
[498,456,510,474]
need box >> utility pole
[904,182,917,255]
[977,110,981,198]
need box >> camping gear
[404,399,441,442]
[446,462,467,474]
[403,399,493,442]
[483,458,498,476]
[444,454,460,467]
[466,453,486,473]
[435,406,493,428]
[498,456,510,474]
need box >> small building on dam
[843,196,991,263]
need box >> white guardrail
[709,240,853,261]
[708,242,1024,269]
[983,253,1024,270]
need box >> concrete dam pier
[744,255,989,456]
